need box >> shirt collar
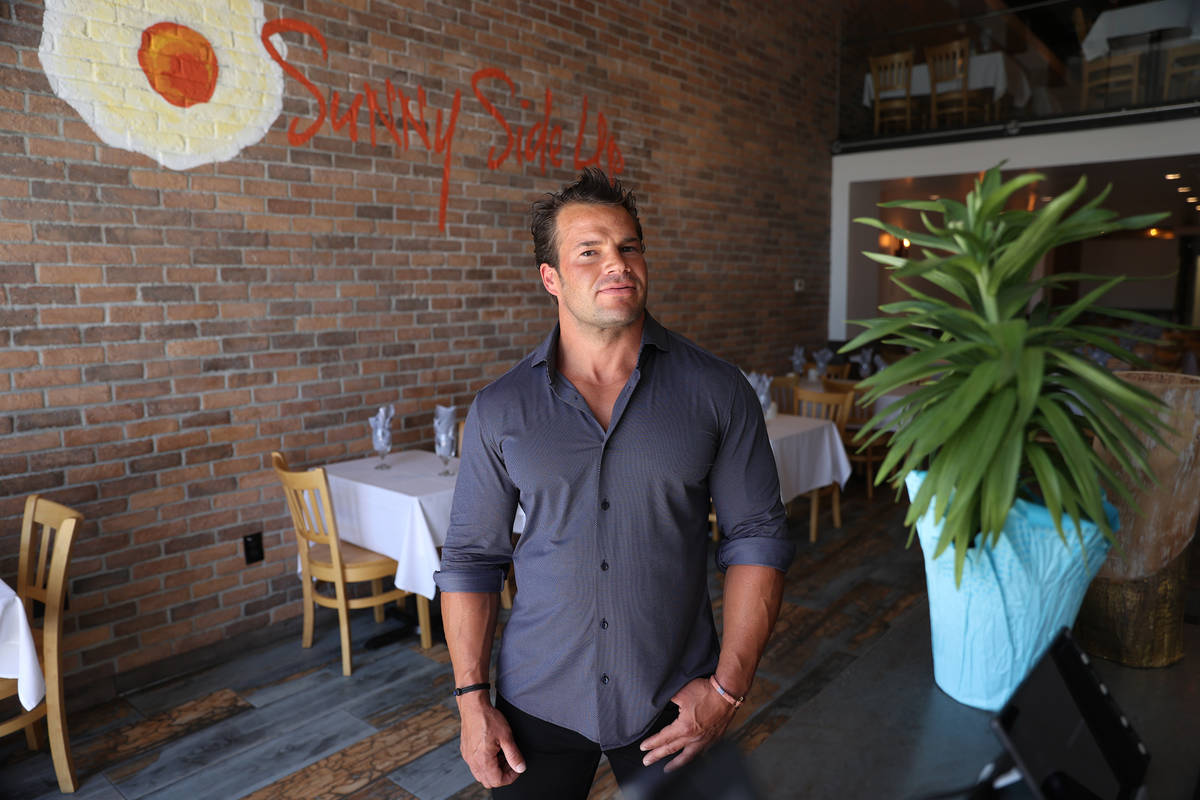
[531,312,670,376]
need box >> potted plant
[843,164,1174,710]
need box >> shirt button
[600,499,610,510]
[601,674,610,685]
[600,618,608,629]
[601,560,609,571]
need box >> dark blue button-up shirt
[435,313,792,748]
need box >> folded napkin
[849,347,875,378]
[434,404,457,457]
[741,371,772,417]
[369,405,394,449]
[813,347,834,376]
[790,345,807,375]
[1084,346,1110,368]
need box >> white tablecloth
[1081,0,1200,61]
[862,50,1032,108]
[0,578,44,711]
[324,451,525,600]
[765,414,852,503]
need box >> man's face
[539,203,647,333]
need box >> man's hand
[638,677,737,772]
[458,694,527,788]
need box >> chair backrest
[1163,42,1200,100]
[271,452,345,571]
[770,375,801,415]
[792,388,854,435]
[17,495,82,656]
[823,363,852,379]
[821,377,870,425]
[869,50,914,96]
[1082,51,1140,106]
[925,38,971,90]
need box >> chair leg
[371,579,385,623]
[334,584,353,676]
[809,488,819,544]
[866,459,875,501]
[500,566,514,610]
[300,578,315,650]
[24,718,42,750]
[46,691,77,793]
[832,484,842,529]
[416,595,432,650]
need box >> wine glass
[372,425,392,470]
[434,430,456,476]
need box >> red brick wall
[1,0,838,695]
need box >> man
[434,168,792,798]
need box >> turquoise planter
[905,471,1117,711]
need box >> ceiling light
[902,238,911,248]
[1178,186,1191,192]
[1188,197,1198,203]
[1040,196,1052,202]
[1166,173,1181,180]
[1148,227,1159,237]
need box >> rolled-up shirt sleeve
[434,395,519,593]
[710,373,794,573]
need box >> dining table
[1081,0,1200,61]
[0,578,44,712]
[764,413,852,503]
[862,49,1032,110]
[323,450,527,646]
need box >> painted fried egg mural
[39,0,285,170]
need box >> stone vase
[1075,371,1200,667]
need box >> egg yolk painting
[39,0,285,170]
[138,22,219,108]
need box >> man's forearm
[715,564,785,697]
[442,590,501,686]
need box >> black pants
[491,694,683,800]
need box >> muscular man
[435,168,792,798]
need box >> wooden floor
[0,478,940,799]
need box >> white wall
[1079,238,1178,310]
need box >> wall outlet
[793,278,806,293]
[243,531,264,564]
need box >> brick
[14,409,81,431]
[46,384,111,406]
[67,164,130,185]
[72,568,130,595]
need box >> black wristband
[453,682,491,697]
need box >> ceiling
[887,152,1200,233]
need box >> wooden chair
[1081,51,1140,108]
[822,377,888,501]
[823,363,852,379]
[770,374,801,415]
[0,495,82,793]
[271,452,431,675]
[925,38,991,128]
[1163,41,1200,100]
[792,388,855,543]
[868,50,916,135]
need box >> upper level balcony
[837,0,1200,153]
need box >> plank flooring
[0,478,970,798]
